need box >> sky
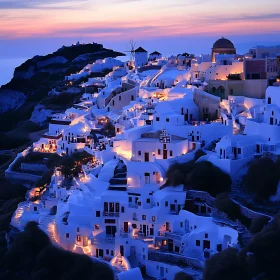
[0,0,280,84]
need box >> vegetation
[165,150,232,197]
[215,193,251,228]
[243,157,280,201]
[204,213,280,280]
[227,73,242,80]
[60,151,93,177]
[0,222,114,280]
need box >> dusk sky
[0,0,280,84]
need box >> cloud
[0,0,88,9]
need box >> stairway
[38,215,57,244]
[10,202,31,232]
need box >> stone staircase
[112,255,128,272]
[10,202,31,232]
[38,215,57,244]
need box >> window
[138,151,141,156]
[116,203,120,213]
[119,96,121,101]
[175,246,180,253]
[157,265,159,270]
[104,202,108,212]
[143,255,146,260]
[196,240,200,246]
[268,97,272,104]
[121,206,125,213]
[166,268,169,273]
[77,227,80,232]
[180,222,183,227]
[272,111,274,116]
[163,144,167,149]
[170,204,176,211]
[146,198,151,203]
[142,215,146,220]
[131,95,134,101]
[111,250,114,256]
[95,224,100,230]
[105,219,115,224]
[66,233,69,238]
[165,201,168,207]
[129,197,132,202]
[106,249,109,255]
[156,117,160,121]
[169,150,173,157]
[138,201,142,206]
[238,148,241,154]
[96,211,100,217]
[109,202,114,212]
[112,100,115,106]
[197,136,199,141]
[152,216,156,222]
[158,149,161,155]
[205,233,208,238]
[194,225,197,229]
[217,244,222,252]
[77,235,81,242]
[166,118,169,122]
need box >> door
[83,236,88,246]
[160,267,164,277]
[120,245,124,256]
[168,239,173,252]
[150,228,154,236]
[124,222,128,233]
[166,222,170,231]
[270,117,274,125]
[99,249,104,258]
[144,152,149,162]
[256,144,260,153]
[163,149,168,159]
[203,240,210,249]
[233,147,237,158]
[143,225,147,236]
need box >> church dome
[213,37,235,49]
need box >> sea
[0,58,27,87]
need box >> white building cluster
[8,41,280,280]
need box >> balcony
[42,133,62,140]
[103,211,120,217]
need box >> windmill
[124,39,136,63]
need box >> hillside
[0,43,124,132]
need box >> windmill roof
[150,51,161,55]
[135,47,147,53]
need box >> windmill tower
[124,39,136,63]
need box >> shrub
[186,161,232,197]
[243,157,279,201]
[249,216,270,234]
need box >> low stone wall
[148,250,204,269]
[21,163,48,172]
[5,170,41,185]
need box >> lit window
[95,224,100,230]
[77,235,81,242]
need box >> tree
[204,247,247,280]
[243,157,279,201]
[186,161,232,197]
